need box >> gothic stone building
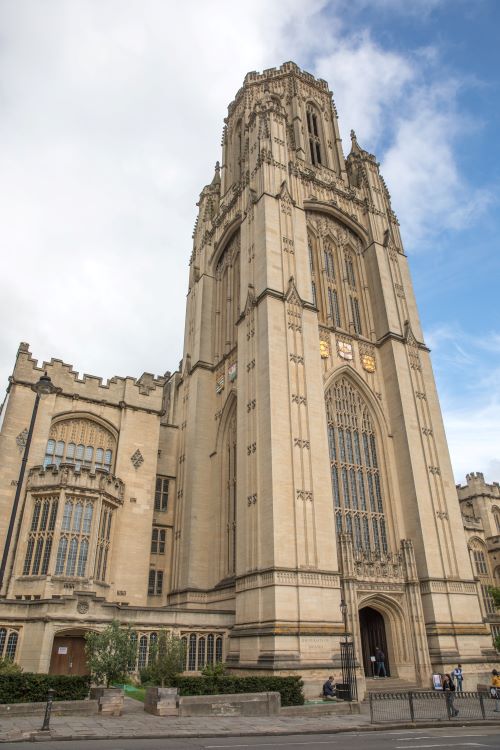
[0,62,495,695]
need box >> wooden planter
[90,687,124,716]
[144,686,179,716]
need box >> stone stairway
[364,677,421,694]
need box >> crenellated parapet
[11,343,167,412]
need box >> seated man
[322,675,338,701]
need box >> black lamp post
[339,595,358,702]
[0,372,57,593]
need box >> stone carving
[131,449,144,469]
[77,601,89,614]
[16,428,28,453]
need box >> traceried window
[94,504,113,581]
[350,296,362,335]
[306,104,322,166]
[481,584,496,615]
[181,632,225,672]
[54,498,93,577]
[23,496,58,575]
[151,527,166,554]
[326,377,389,554]
[154,477,169,511]
[473,549,488,576]
[0,627,19,661]
[214,232,240,363]
[43,417,115,473]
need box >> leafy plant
[0,656,22,675]
[174,674,304,706]
[148,630,186,687]
[85,620,136,687]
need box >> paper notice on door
[58,647,68,655]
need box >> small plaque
[58,647,68,655]
[228,363,237,382]
[216,375,225,394]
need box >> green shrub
[0,657,22,675]
[0,673,90,704]
[139,666,155,685]
[174,675,304,706]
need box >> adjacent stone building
[0,62,496,695]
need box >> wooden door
[49,636,88,675]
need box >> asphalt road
[2,727,500,750]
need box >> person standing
[442,673,459,717]
[452,664,463,692]
[491,669,500,712]
[375,646,387,677]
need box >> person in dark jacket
[375,646,387,677]
[322,675,338,700]
[442,673,459,716]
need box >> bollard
[41,688,55,731]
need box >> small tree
[148,630,186,688]
[85,620,136,687]
[201,660,227,693]
[490,587,500,651]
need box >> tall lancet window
[306,104,322,166]
[222,408,237,577]
[326,377,388,555]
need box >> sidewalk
[0,698,499,744]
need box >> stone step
[365,678,420,694]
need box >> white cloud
[0,1,497,480]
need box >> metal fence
[369,691,499,723]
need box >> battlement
[12,343,167,410]
[457,471,500,500]
[228,61,330,116]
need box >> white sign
[58,646,68,655]
[370,656,376,662]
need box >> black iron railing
[369,690,496,723]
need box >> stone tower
[170,62,492,684]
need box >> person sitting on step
[322,675,340,701]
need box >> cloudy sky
[1,0,499,483]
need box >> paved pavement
[0,698,499,744]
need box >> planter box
[144,687,179,716]
[90,688,124,716]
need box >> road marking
[397,737,483,741]
[395,744,487,749]
[205,745,330,749]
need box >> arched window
[23,496,58,576]
[0,627,19,661]
[306,103,323,166]
[43,417,116,473]
[214,232,240,363]
[221,407,237,578]
[54,498,93,577]
[326,377,389,555]
[138,635,148,670]
[188,634,197,671]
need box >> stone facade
[0,62,496,696]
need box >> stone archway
[49,628,90,675]
[359,606,390,677]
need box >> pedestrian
[375,646,387,677]
[491,669,500,712]
[442,673,459,717]
[322,675,339,701]
[452,664,463,692]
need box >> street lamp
[340,598,348,642]
[0,372,57,593]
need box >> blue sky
[0,0,498,482]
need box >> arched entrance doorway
[359,606,391,677]
[49,629,89,675]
